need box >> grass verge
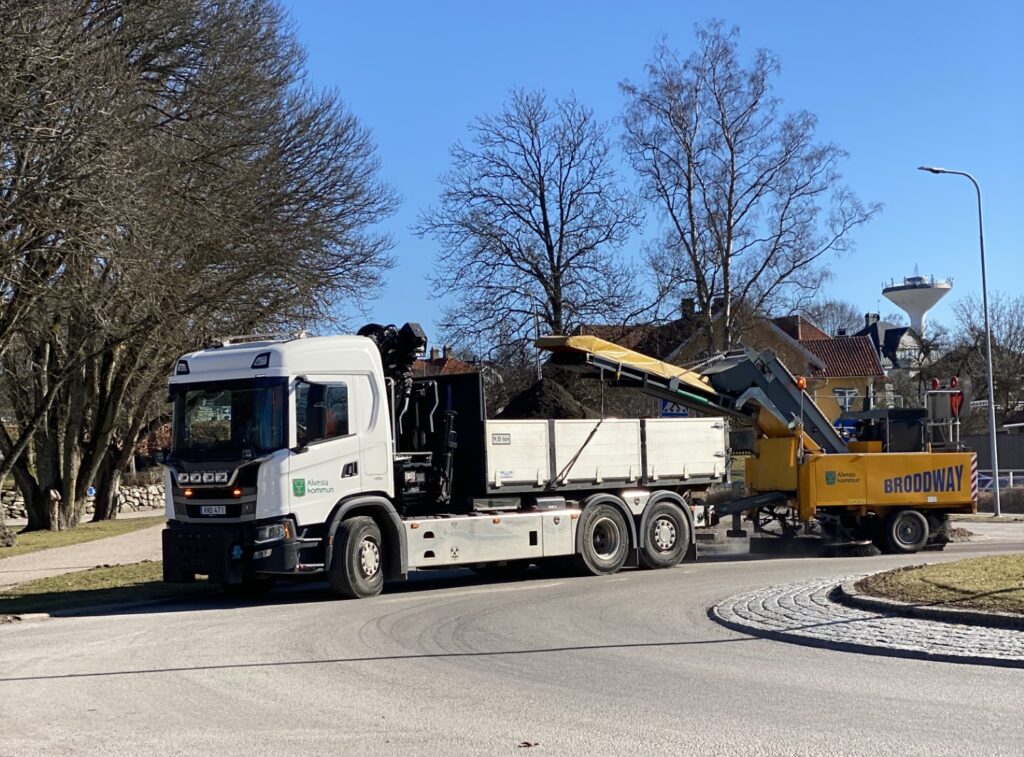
[0,515,165,559]
[0,560,215,617]
[857,555,1024,615]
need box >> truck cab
[162,333,396,589]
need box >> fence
[963,433,1024,470]
[978,469,1024,490]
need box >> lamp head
[918,165,946,174]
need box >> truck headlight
[255,522,292,543]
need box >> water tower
[882,274,952,336]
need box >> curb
[707,602,1024,670]
[837,580,1024,631]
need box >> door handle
[341,461,359,478]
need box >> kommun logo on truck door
[292,478,306,497]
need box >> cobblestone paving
[711,577,1024,667]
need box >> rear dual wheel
[640,501,690,569]
[573,503,630,576]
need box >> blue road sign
[660,400,689,417]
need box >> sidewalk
[0,520,164,590]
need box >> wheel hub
[359,538,381,578]
[897,518,924,546]
[652,516,676,551]
[591,516,620,559]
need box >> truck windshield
[171,378,287,460]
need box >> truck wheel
[329,516,384,599]
[882,509,929,554]
[640,501,690,569]
[573,503,630,576]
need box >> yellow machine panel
[798,452,976,518]
[747,437,799,492]
[848,441,883,453]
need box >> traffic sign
[660,400,689,417]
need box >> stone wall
[2,485,166,521]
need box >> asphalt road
[2,533,1022,756]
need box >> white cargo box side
[644,417,726,481]
[484,420,551,488]
[553,419,642,485]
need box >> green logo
[292,478,306,497]
[825,471,837,486]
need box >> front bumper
[162,520,299,584]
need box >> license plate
[200,505,227,516]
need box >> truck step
[296,563,324,572]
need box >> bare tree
[416,89,643,356]
[951,292,1024,426]
[622,22,880,353]
[0,0,397,530]
[803,299,864,337]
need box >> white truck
[161,324,728,598]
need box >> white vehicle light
[189,472,202,483]
[215,471,229,484]
[202,472,215,483]
[255,522,291,543]
[176,472,189,485]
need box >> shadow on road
[4,537,1013,622]
[5,548,786,621]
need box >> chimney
[429,347,440,360]
[865,313,879,328]
[680,298,695,317]
[836,328,848,337]
[442,345,452,359]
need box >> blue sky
[282,0,1023,340]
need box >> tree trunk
[24,489,56,531]
[91,455,123,522]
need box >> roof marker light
[175,360,190,375]
[251,352,271,369]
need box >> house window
[833,388,858,413]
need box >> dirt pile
[496,379,599,420]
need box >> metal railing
[978,469,1024,490]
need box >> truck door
[289,380,363,525]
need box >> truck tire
[573,503,630,576]
[640,501,690,569]
[329,516,384,599]
[882,509,929,554]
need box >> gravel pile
[496,379,599,420]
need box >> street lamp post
[918,166,1001,516]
